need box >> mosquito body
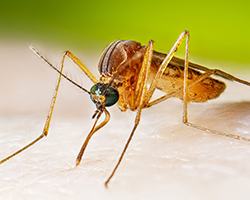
[99,39,226,111]
[1,31,250,187]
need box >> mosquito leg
[140,30,250,141]
[105,102,146,187]
[182,73,250,141]
[210,69,250,86]
[0,48,98,165]
[181,33,250,142]
[76,108,110,166]
[133,40,154,106]
[105,40,154,187]
[143,29,250,108]
[62,51,98,84]
[144,65,250,141]
[0,135,44,164]
[104,123,138,187]
[0,49,67,164]
[143,30,189,104]
[144,69,219,108]
[41,50,91,137]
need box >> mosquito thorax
[90,83,119,107]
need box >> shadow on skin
[189,101,250,138]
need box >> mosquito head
[90,83,119,109]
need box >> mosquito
[1,30,250,187]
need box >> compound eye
[104,87,119,107]
[90,84,119,107]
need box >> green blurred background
[1,0,250,68]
